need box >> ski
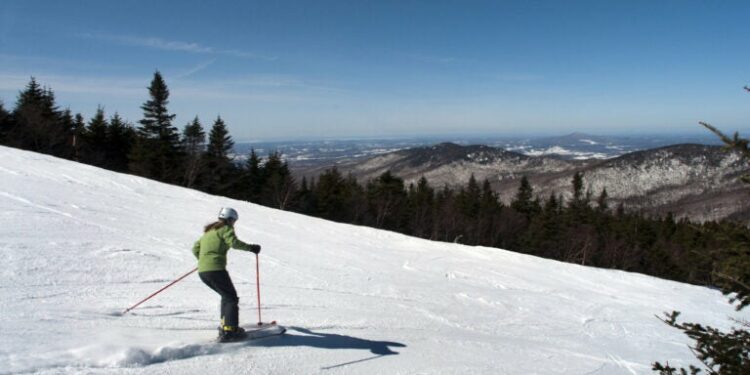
[245,322,286,340]
[215,321,286,343]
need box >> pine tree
[569,171,590,211]
[203,116,236,194]
[295,176,318,215]
[261,151,297,210]
[366,171,407,230]
[241,149,264,202]
[71,113,85,161]
[525,193,564,258]
[435,185,461,243]
[206,115,233,160]
[87,107,108,143]
[346,173,369,224]
[478,179,501,245]
[567,171,594,230]
[57,109,78,160]
[182,116,206,188]
[511,176,539,217]
[9,78,45,149]
[129,71,182,182]
[454,174,482,244]
[10,78,68,155]
[459,174,482,219]
[315,167,351,222]
[0,100,11,144]
[408,176,435,238]
[106,113,135,172]
[81,106,109,166]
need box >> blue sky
[1,0,749,141]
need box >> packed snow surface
[0,145,745,374]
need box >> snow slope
[0,145,745,374]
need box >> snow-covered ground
[0,145,745,374]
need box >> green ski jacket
[192,225,253,272]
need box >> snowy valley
[0,145,746,374]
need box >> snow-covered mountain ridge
[306,142,748,223]
[0,145,745,374]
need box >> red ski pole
[122,267,198,315]
[255,253,263,325]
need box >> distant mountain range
[292,141,749,223]
[235,132,725,165]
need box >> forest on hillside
[1,73,748,290]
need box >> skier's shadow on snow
[250,326,406,370]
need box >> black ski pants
[199,270,240,328]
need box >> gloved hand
[249,244,261,254]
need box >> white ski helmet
[218,207,239,222]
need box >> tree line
[0,73,294,199]
[298,168,747,289]
[1,73,747,290]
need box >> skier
[192,207,261,342]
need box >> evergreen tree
[241,149,264,202]
[408,176,435,238]
[8,78,45,149]
[366,171,407,230]
[257,151,297,209]
[458,174,482,219]
[702,109,750,184]
[129,71,182,182]
[57,109,80,160]
[511,176,540,217]
[454,174,482,244]
[106,113,136,172]
[568,171,593,228]
[435,185,461,243]
[0,100,11,144]
[569,171,590,211]
[477,179,502,245]
[346,173,369,224]
[206,115,233,160]
[80,106,109,166]
[295,176,318,215]
[203,116,236,194]
[182,116,206,188]
[71,113,85,161]
[87,107,108,142]
[525,193,563,258]
[315,167,352,222]
[10,78,68,155]
[544,193,560,215]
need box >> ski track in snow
[0,145,747,374]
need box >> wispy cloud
[0,53,130,71]
[77,33,277,61]
[174,59,217,79]
[0,72,344,103]
[220,74,346,92]
[0,73,144,97]
[495,73,543,82]
[407,52,470,65]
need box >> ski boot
[218,326,246,343]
